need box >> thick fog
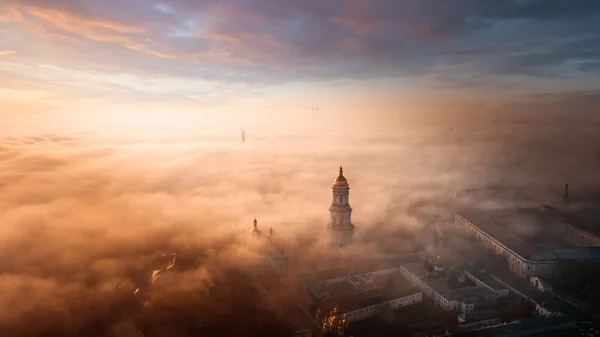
[1,118,600,336]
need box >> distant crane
[241,126,245,143]
[432,199,445,246]
[452,191,457,209]
[435,223,444,241]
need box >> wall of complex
[318,266,401,287]
[331,291,422,323]
[463,271,510,297]
[399,266,476,313]
[456,213,600,281]
[386,292,422,310]
[456,214,527,277]
[455,214,560,279]
[536,303,559,317]
[564,225,600,247]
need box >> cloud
[2,0,600,89]
[25,7,144,34]
[19,6,182,60]
[0,49,16,56]
[2,118,600,335]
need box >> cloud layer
[1,119,600,335]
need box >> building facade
[326,166,355,246]
[564,224,600,247]
[530,276,553,293]
[399,263,498,314]
[310,263,422,329]
[456,210,600,280]
[322,291,423,325]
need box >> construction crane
[435,223,444,241]
[433,199,445,245]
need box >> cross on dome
[333,165,348,186]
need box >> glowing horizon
[2,1,600,132]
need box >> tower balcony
[329,205,353,212]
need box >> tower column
[326,166,355,246]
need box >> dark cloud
[3,0,600,88]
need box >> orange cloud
[13,6,180,60]
[123,41,180,60]
[0,50,17,56]
[25,7,144,34]
[0,7,23,22]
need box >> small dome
[333,166,348,186]
[250,227,262,236]
[250,218,262,237]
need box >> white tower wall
[326,167,355,246]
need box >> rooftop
[380,285,422,302]
[562,205,600,237]
[327,280,364,299]
[458,207,600,260]
[333,166,349,186]
[314,259,403,281]
[454,315,575,337]
[317,269,420,316]
[402,263,496,303]
[463,269,509,292]
[320,291,382,315]
[460,308,502,322]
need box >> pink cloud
[0,50,17,56]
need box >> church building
[238,218,286,276]
[326,166,355,246]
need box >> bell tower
[326,166,355,246]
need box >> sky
[2,2,600,336]
[1,0,600,132]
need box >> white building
[326,166,355,246]
[320,288,422,325]
[311,265,422,327]
[456,207,600,280]
[530,276,553,293]
[323,289,423,323]
[400,263,498,314]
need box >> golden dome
[333,166,348,186]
